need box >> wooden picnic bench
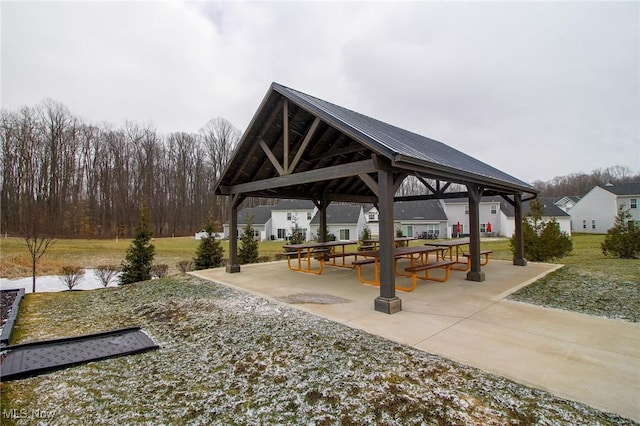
[352,246,447,290]
[352,258,378,284]
[459,249,493,271]
[282,241,358,274]
[403,260,456,291]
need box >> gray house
[393,200,448,238]
[500,197,572,237]
[223,205,273,241]
[309,204,365,241]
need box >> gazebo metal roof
[216,83,537,202]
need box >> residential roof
[273,199,316,210]
[310,204,362,225]
[394,200,448,221]
[443,196,503,204]
[215,83,538,202]
[237,206,273,225]
[599,182,640,196]
[501,198,570,218]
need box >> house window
[583,220,587,229]
[491,204,498,214]
[426,224,439,237]
[277,229,286,239]
[631,198,638,209]
[464,205,469,214]
[339,229,350,240]
[287,212,292,221]
[368,212,376,221]
[592,220,596,230]
[307,212,312,220]
[480,223,487,232]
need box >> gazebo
[215,83,538,314]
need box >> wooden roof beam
[222,159,377,195]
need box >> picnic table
[426,238,492,271]
[282,240,358,274]
[360,237,416,251]
[352,245,449,291]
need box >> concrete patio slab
[191,259,640,422]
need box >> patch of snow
[0,269,118,293]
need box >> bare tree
[59,265,85,290]
[25,233,57,293]
[95,264,119,287]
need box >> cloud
[2,1,638,183]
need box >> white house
[223,205,273,241]
[363,205,380,238]
[444,197,504,238]
[270,199,317,241]
[309,204,366,241]
[569,183,640,233]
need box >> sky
[2,1,639,184]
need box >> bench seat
[461,250,493,267]
[401,260,456,290]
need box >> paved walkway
[192,259,640,422]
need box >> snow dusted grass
[2,277,635,425]
[508,265,640,322]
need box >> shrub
[289,218,305,245]
[177,260,194,273]
[238,214,259,264]
[193,216,224,270]
[601,206,640,259]
[59,265,85,290]
[95,264,119,287]
[120,210,155,284]
[151,264,169,278]
[510,198,573,262]
[359,225,371,248]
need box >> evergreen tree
[510,197,573,262]
[289,217,305,245]
[238,214,259,264]
[193,214,224,270]
[120,210,155,284]
[601,206,640,258]
[359,225,371,248]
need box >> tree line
[2,99,637,239]
[532,165,639,198]
[1,99,240,238]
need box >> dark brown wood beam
[225,159,377,195]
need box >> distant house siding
[570,187,618,233]
[617,196,640,223]
[271,209,316,241]
[444,200,502,238]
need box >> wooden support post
[313,199,330,242]
[466,184,485,282]
[283,100,289,173]
[226,194,243,273]
[513,193,528,266]
[374,167,402,314]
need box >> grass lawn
[2,233,637,321]
[1,277,635,425]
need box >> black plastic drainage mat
[0,326,159,381]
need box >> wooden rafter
[258,138,285,176]
[288,117,320,174]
